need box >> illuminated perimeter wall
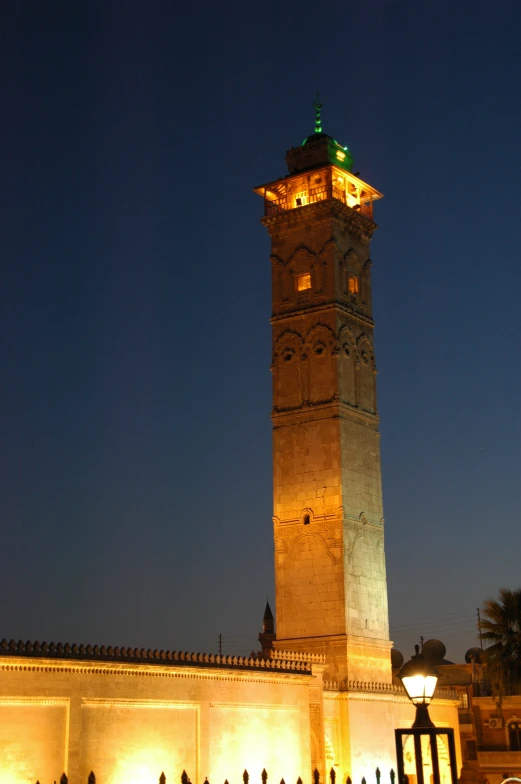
[0,647,321,784]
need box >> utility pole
[477,608,484,650]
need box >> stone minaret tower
[254,104,391,683]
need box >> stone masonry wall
[266,199,390,682]
[0,655,316,784]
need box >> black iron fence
[39,766,398,784]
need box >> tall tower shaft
[255,114,391,682]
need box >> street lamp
[397,644,439,728]
[395,645,458,784]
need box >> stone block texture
[263,196,391,682]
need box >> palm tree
[479,587,521,696]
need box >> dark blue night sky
[2,0,520,662]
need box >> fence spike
[376,770,381,784]
[61,774,68,784]
[160,774,166,784]
[243,771,249,784]
[330,769,336,784]
[313,769,320,784]
[362,778,366,784]
[390,771,395,784]
[297,778,303,784]
[88,773,96,784]
[262,770,268,784]
[224,780,230,784]
[347,777,352,784]
[181,772,189,784]
[204,779,209,784]
[281,779,286,784]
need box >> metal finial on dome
[314,95,322,134]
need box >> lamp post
[397,644,439,728]
[395,646,458,784]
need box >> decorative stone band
[323,679,458,699]
[0,639,313,674]
[261,199,377,242]
[270,649,326,664]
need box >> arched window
[508,721,521,751]
[296,272,311,292]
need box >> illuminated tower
[254,103,391,683]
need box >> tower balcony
[255,164,382,220]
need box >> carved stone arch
[304,324,335,352]
[344,249,362,274]
[311,238,337,296]
[274,330,304,358]
[287,533,336,565]
[357,332,373,351]
[286,245,317,273]
[284,245,317,299]
[286,242,314,262]
[347,532,371,564]
[360,257,372,307]
[273,331,304,411]
[319,237,339,258]
[310,256,328,296]
[337,325,356,405]
[340,249,362,296]
[287,245,316,266]
[357,334,375,373]
[270,255,285,305]
[274,536,289,570]
[304,324,336,404]
[274,536,289,554]
[300,507,314,526]
[356,333,376,413]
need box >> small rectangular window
[348,275,359,295]
[296,273,311,292]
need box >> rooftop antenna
[314,95,322,134]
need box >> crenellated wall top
[269,649,326,664]
[323,678,458,700]
[0,638,314,675]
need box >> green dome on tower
[299,99,354,172]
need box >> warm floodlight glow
[398,645,439,728]
[296,273,311,292]
[0,770,21,784]
[400,674,438,706]
[294,192,308,208]
[111,747,174,784]
[336,150,346,161]
[348,276,359,295]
